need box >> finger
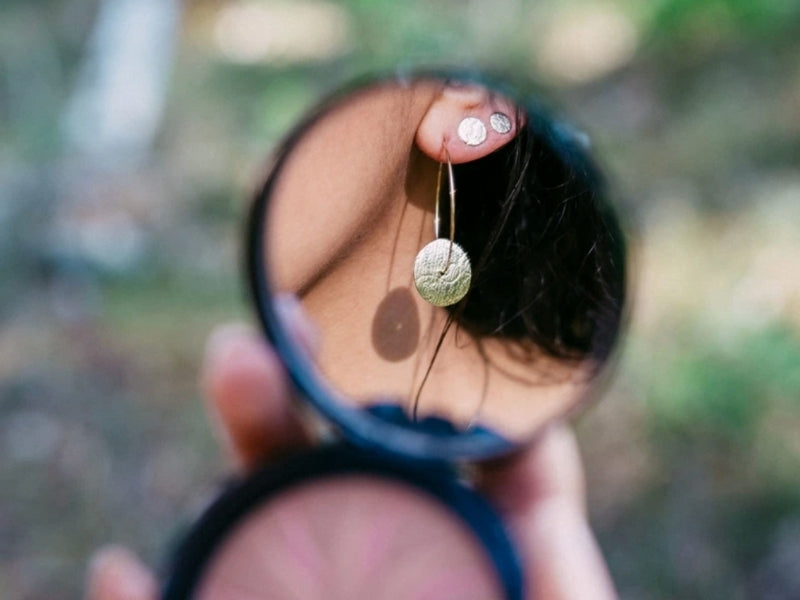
[202,317,311,471]
[480,423,585,516]
[480,424,617,600]
[85,546,157,600]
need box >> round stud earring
[457,117,487,146]
[489,112,512,134]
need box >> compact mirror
[249,71,627,460]
[164,445,520,599]
[193,477,503,599]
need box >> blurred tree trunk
[62,0,182,166]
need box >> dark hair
[442,103,627,365]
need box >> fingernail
[275,293,319,355]
[274,293,302,321]
[205,323,254,365]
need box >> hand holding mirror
[162,70,627,599]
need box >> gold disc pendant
[413,239,472,307]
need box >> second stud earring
[457,117,487,146]
[489,112,512,134]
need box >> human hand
[86,297,617,600]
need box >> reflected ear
[415,84,520,164]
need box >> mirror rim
[161,444,524,599]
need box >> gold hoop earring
[413,147,472,307]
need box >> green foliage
[648,0,800,41]
[646,322,800,440]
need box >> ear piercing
[489,112,512,134]
[457,113,512,146]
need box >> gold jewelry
[413,148,472,307]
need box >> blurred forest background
[2,0,800,598]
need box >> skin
[84,297,618,599]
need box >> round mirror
[249,71,627,460]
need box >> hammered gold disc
[413,239,472,307]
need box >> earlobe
[415,84,519,164]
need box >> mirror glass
[257,72,626,447]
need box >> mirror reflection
[264,74,626,442]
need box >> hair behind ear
[446,103,626,363]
